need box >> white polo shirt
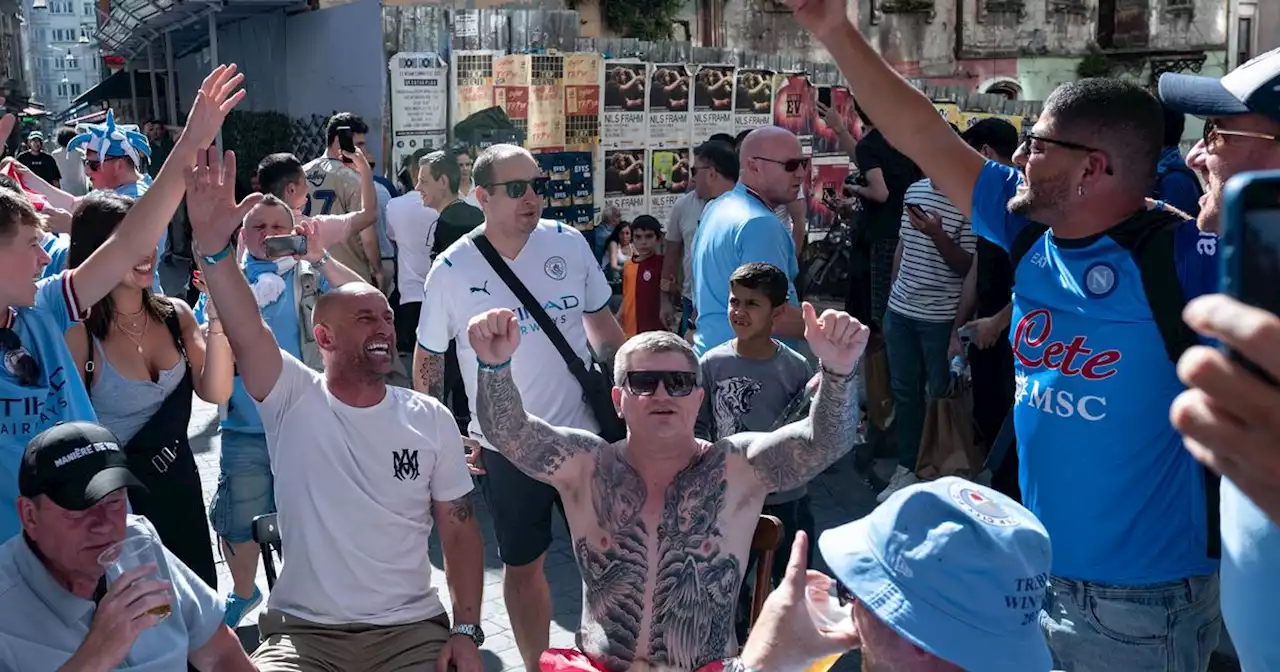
[416,220,612,449]
[256,352,474,626]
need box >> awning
[95,0,308,61]
[70,69,169,107]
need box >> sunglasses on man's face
[83,156,120,172]
[485,177,550,199]
[756,157,810,173]
[622,370,698,397]
[833,580,855,607]
[0,326,42,388]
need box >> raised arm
[73,65,245,308]
[734,303,866,493]
[186,148,280,403]
[470,309,602,488]
[787,0,985,217]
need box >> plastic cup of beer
[97,536,173,620]
[802,576,856,672]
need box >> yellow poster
[934,103,962,126]
[494,54,530,142]
[452,50,497,128]
[960,111,1026,133]
[528,54,566,150]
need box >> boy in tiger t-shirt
[619,215,668,336]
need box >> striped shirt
[887,179,976,322]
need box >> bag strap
[1106,210,1201,365]
[469,230,598,388]
[161,299,187,360]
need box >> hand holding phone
[263,234,308,259]
[1221,171,1280,384]
[337,126,356,163]
[817,86,832,108]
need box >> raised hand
[184,147,264,258]
[345,147,371,175]
[0,114,14,157]
[468,309,521,366]
[784,0,852,41]
[803,301,868,376]
[180,65,246,150]
[294,217,327,263]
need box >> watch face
[454,623,485,646]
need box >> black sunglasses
[832,580,855,607]
[484,177,550,199]
[0,323,42,388]
[756,157,810,173]
[622,370,698,397]
[1020,130,1114,175]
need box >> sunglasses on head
[622,370,698,397]
[485,177,550,199]
[0,322,42,388]
[756,157,810,173]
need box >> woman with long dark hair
[63,192,233,587]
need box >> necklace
[115,313,149,354]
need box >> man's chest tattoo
[575,448,740,671]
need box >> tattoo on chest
[576,447,739,671]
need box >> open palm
[184,147,263,257]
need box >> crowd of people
[0,0,1277,669]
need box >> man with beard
[784,1,1222,670]
[187,147,487,672]
[1160,48,1280,672]
[469,304,867,671]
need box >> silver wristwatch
[311,251,331,269]
[450,623,485,646]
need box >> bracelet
[312,251,331,269]
[820,363,854,380]
[477,359,511,372]
[721,658,758,672]
[198,240,235,266]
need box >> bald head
[313,282,387,325]
[739,126,805,206]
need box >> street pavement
[186,392,878,671]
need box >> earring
[1078,185,1085,197]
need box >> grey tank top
[89,337,185,445]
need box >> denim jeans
[1041,574,1222,672]
[882,309,954,470]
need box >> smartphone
[263,234,308,259]
[822,185,837,201]
[1220,170,1280,385]
[336,126,356,163]
[817,86,832,108]
[906,203,928,218]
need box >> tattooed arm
[412,345,446,400]
[433,493,484,626]
[476,364,602,487]
[731,366,859,494]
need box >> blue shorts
[209,430,276,545]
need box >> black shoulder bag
[470,232,628,442]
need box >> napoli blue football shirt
[971,161,1219,584]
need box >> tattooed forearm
[476,365,602,482]
[744,367,859,493]
[575,449,649,670]
[649,447,741,669]
[412,347,445,400]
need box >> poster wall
[388,52,448,171]
[494,54,530,141]
[564,53,602,150]
[773,73,815,140]
[813,86,860,154]
[452,50,498,128]
[538,151,595,228]
[529,54,566,150]
[602,61,647,149]
[808,154,853,232]
[734,69,774,133]
[649,148,690,222]
[648,64,691,149]
[934,103,963,127]
[961,111,1025,133]
[692,65,735,142]
[604,148,647,221]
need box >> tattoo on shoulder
[476,366,601,479]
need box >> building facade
[1,0,35,114]
[1232,0,1278,70]
[22,0,102,115]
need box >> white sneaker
[876,465,919,503]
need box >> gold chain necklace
[115,313,149,354]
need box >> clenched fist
[468,309,521,366]
[784,0,854,42]
[802,301,869,376]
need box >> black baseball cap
[18,422,145,511]
[1159,48,1280,125]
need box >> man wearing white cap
[16,131,61,187]
[732,477,1053,672]
[1160,47,1280,672]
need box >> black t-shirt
[431,200,485,258]
[975,237,1014,318]
[853,129,921,242]
[17,151,61,185]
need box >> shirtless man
[468,302,867,671]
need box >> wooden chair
[251,513,282,590]
[748,514,785,629]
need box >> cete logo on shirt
[1011,309,1117,422]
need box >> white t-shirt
[459,185,480,208]
[665,192,704,300]
[417,220,612,449]
[256,352,474,626]
[385,192,440,304]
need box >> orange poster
[564,53,602,150]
